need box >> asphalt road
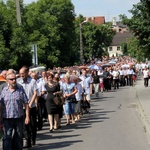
[30,86,150,150]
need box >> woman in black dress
[45,73,60,131]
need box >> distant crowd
[0,56,149,149]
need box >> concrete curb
[134,81,150,143]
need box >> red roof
[88,16,105,25]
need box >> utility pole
[79,18,88,64]
[15,0,22,25]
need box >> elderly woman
[61,74,78,125]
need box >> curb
[134,82,150,143]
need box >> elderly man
[17,66,38,148]
[0,69,16,94]
[0,73,30,150]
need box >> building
[88,16,105,25]
[108,17,132,57]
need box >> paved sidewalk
[135,77,150,140]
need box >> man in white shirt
[118,67,124,86]
[112,67,119,89]
[143,67,149,87]
[17,66,38,148]
[127,66,134,86]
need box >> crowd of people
[0,56,149,150]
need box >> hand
[66,94,71,98]
[25,116,30,125]
[29,103,32,109]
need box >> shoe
[57,126,62,129]
[32,140,36,146]
[23,142,32,149]
[49,129,53,132]
[66,123,70,126]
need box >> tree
[73,16,115,64]
[24,0,75,68]
[120,0,150,60]
[0,0,32,70]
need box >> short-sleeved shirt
[17,77,38,107]
[61,82,76,100]
[127,69,134,75]
[36,78,47,97]
[75,83,84,101]
[0,84,28,118]
[79,75,93,94]
[143,70,149,78]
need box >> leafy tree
[74,16,115,64]
[120,0,150,60]
[0,0,32,70]
[24,0,75,68]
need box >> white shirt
[112,71,119,79]
[75,83,84,101]
[118,70,124,76]
[17,77,38,107]
[127,69,134,75]
[37,78,47,97]
[143,70,149,78]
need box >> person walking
[79,69,93,113]
[30,72,47,130]
[45,73,61,132]
[61,74,78,125]
[127,66,135,86]
[92,70,100,98]
[0,73,30,150]
[112,67,119,89]
[142,67,149,87]
[17,66,38,148]
[73,77,83,121]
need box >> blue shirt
[79,75,93,94]
[0,84,28,118]
[61,82,76,100]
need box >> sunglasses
[8,78,16,81]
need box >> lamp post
[79,19,88,64]
[15,0,22,25]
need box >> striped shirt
[0,84,28,118]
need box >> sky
[24,0,140,21]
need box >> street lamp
[15,0,22,25]
[79,18,88,64]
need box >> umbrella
[128,62,135,66]
[71,66,79,70]
[89,65,100,70]
[96,60,102,64]
[121,64,130,68]
[29,66,46,72]
[101,64,111,68]
[79,66,88,69]
[109,61,116,64]
[70,75,82,82]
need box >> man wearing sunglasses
[0,73,30,150]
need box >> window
[109,47,112,51]
[117,46,120,51]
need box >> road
[31,85,150,150]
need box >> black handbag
[53,95,61,106]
